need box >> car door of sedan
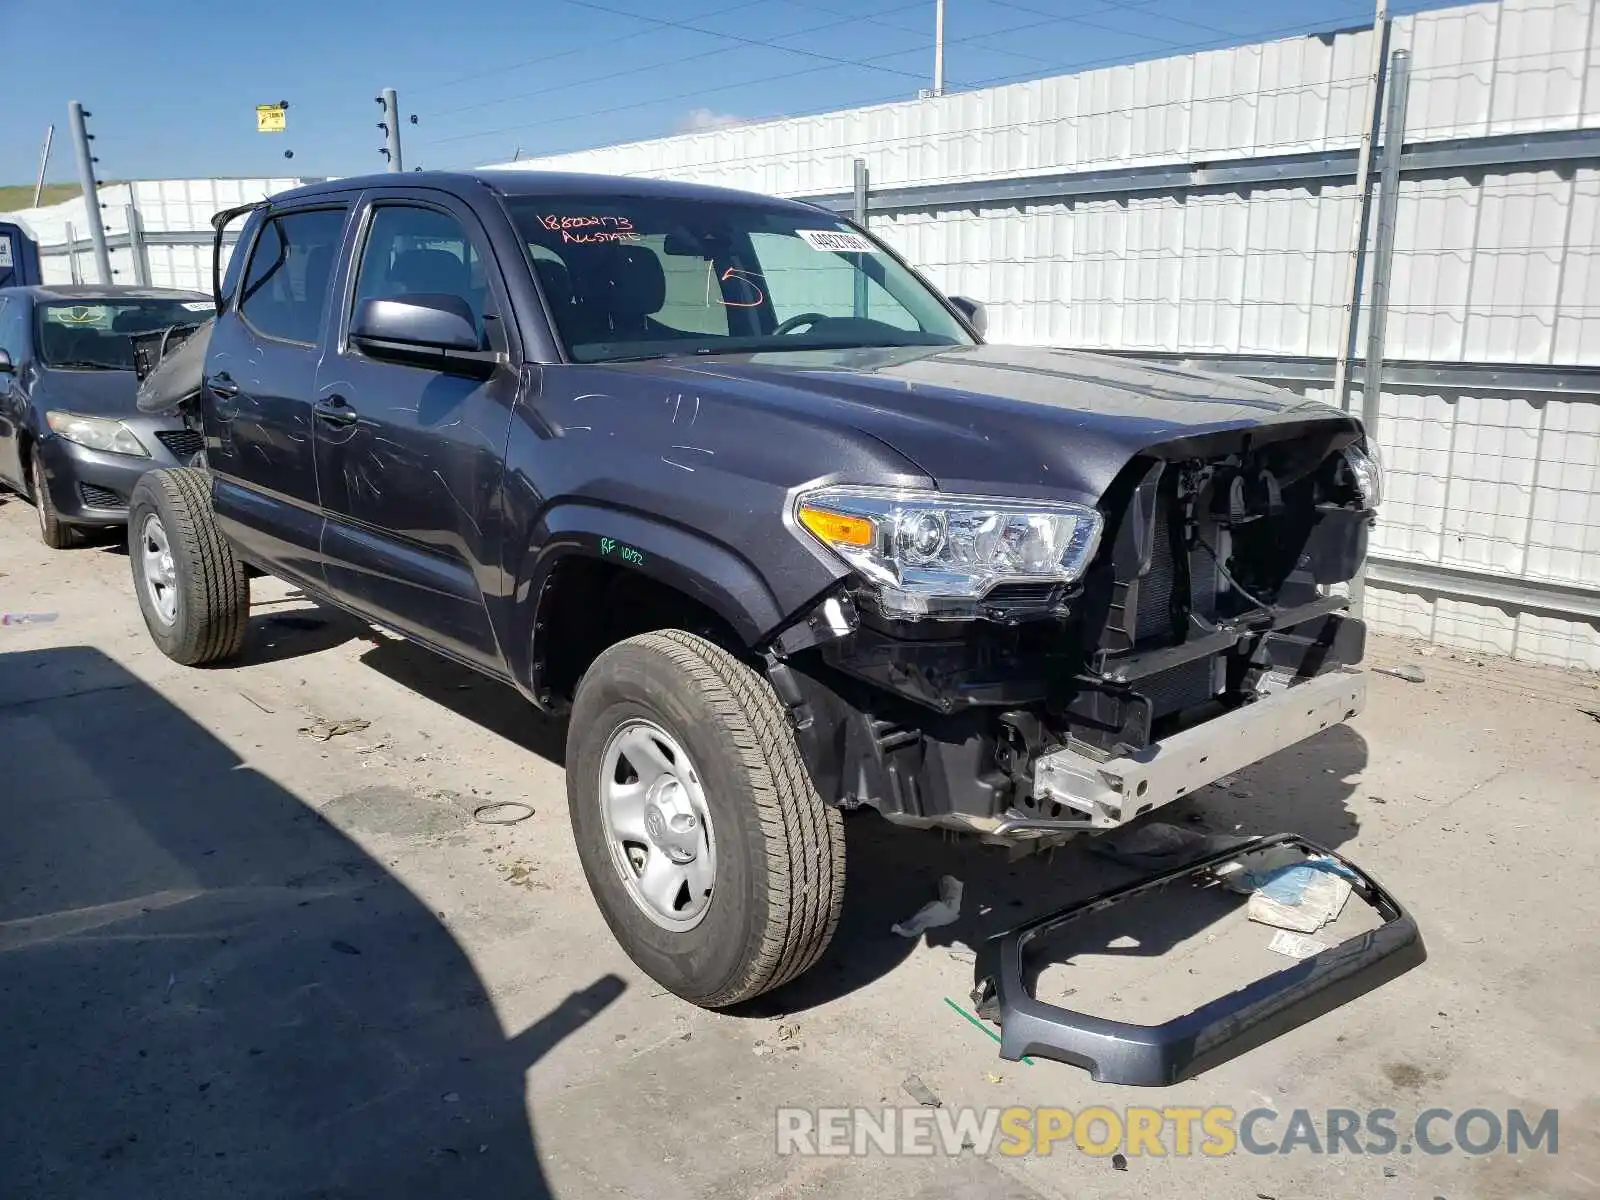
[311,191,519,674]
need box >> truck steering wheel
[772,312,829,336]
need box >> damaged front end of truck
[763,412,1421,1085]
[768,416,1379,843]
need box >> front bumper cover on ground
[970,833,1426,1085]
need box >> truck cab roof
[260,169,832,216]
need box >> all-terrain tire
[128,468,249,666]
[31,447,80,549]
[567,630,845,1007]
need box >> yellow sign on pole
[256,104,287,133]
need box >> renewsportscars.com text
[775,1105,1559,1158]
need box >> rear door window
[238,207,349,345]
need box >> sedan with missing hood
[0,285,212,547]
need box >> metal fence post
[65,221,82,284]
[1331,2,1390,413]
[125,203,151,287]
[33,125,54,208]
[853,157,870,318]
[1350,48,1411,615]
[67,101,112,285]
[380,88,404,172]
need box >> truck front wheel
[567,630,844,1007]
[128,468,249,666]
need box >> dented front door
[311,192,515,672]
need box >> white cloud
[677,108,746,133]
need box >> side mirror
[948,295,988,339]
[0,349,13,375]
[351,293,481,353]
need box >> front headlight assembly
[794,485,1103,619]
[46,411,150,458]
[1341,442,1383,509]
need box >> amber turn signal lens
[798,505,874,547]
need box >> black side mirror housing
[948,295,988,340]
[352,294,483,353]
[0,349,14,374]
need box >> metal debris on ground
[1375,663,1427,683]
[1580,708,1600,724]
[473,801,535,825]
[901,1074,942,1108]
[891,875,963,938]
[1268,929,1330,960]
[237,690,275,714]
[298,716,371,741]
[775,1022,801,1045]
[0,611,58,626]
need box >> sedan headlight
[1342,442,1382,508]
[794,485,1103,619]
[45,411,150,458]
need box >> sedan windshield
[506,195,974,363]
[35,298,211,370]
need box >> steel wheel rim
[598,719,716,932]
[139,513,179,626]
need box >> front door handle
[313,395,359,426]
[205,372,239,398]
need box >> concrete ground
[1,493,1597,1200]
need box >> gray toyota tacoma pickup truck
[128,171,1417,1080]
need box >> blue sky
[4,0,1452,185]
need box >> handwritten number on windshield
[707,264,765,308]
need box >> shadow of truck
[0,645,620,1200]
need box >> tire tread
[597,630,844,1007]
[130,468,248,665]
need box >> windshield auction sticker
[797,229,878,254]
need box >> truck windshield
[506,195,974,363]
[36,299,210,370]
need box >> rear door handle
[313,396,359,426]
[205,372,239,398]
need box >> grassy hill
[0,183,84,213]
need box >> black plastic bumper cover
[971,833,1426,1085]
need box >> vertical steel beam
[68,101,112,284]
[853,157,870,318]
[33,125,54,208]
[1331,2,1390,414]
[126,203,152,287]
[382,88,404,172]
[1361,50,1411,437]
[1351,48,1411,615]
[65,221,82,285]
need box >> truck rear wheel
[567,630,844,1007]
[128,468,249,666]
